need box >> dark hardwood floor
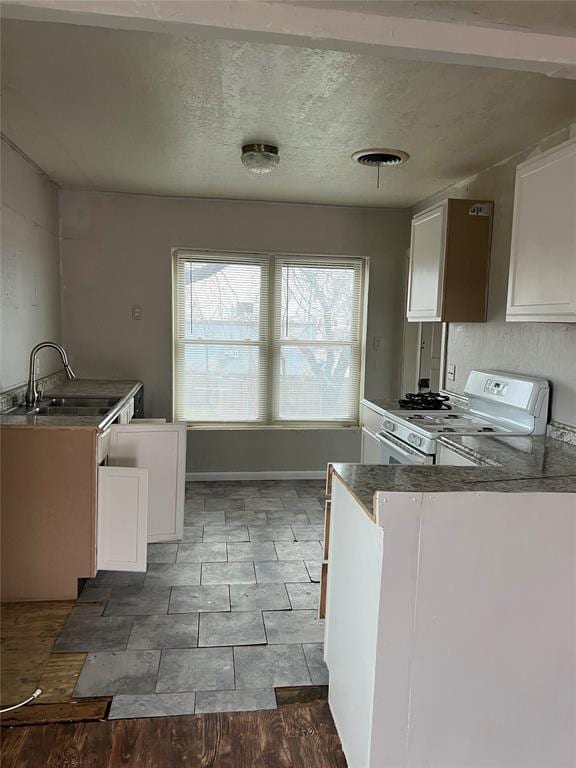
[0,702,347,767]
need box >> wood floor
[0,601,84,707]
[0,702,347,767]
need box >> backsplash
[0,371,67,412]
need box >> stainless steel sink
[1,396,120,417]
[35,406,112,416]
[45,397,120,408]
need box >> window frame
[173,249,367,429]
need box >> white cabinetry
[407,203,447,321]
[507,138,576,322]
[117,398,135,424]
[97,466,148,572]
[108,422,186,542]
[361,428,382,464]
[436,443,478,467]
[326,479,576,767]
[360,403,384,464]
[407,199,493,323]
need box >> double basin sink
[3,396,120,417]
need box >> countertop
[330,434,576,519]
[361,397,401,416]
[0,379,142,430]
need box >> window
[174,251,365,426]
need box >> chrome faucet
[25,342,75,408]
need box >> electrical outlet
[447,363,456,382]
[372,336,383,351]
[131,305,142,321]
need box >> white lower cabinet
[107,422,186,543]
[97,466,148,572]
[436,443,478,466]
[361,427,383,464]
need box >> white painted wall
[60,191,410,471]
[413,123,576,427]
[0,141,62,391]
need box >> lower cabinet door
[97,466,148,572]
[108,423,186,543]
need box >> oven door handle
[376,431,426,462]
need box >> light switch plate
[447,363,456,382]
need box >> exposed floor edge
[0,698,110,727]
[275,685,329,708]
[186,471,326,481]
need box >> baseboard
[186,470,326,481]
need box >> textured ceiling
[290,1,576,37]
[2,19,576,207]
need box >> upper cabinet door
[407,203,447,322]
[507,138,576,322]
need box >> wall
[60,192,410,471]
[413,123,576,427]
[0,140,62,392]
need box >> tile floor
[61,479,329,719]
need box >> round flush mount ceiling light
[351,148,410,167]
[241,143,280,174]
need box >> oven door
[376,431,434,466]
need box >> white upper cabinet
[407,199,493,323]
[507,138,576,322]
[407,203,447,321]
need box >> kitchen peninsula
[324,452,576,768]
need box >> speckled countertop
[438,433,576,474]
[0,379,142,430]
[360,397,400,416]
[330,434,576,519]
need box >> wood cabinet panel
[0,427,97,601]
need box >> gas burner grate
[398,392,452,411]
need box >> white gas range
[376,370,550,466]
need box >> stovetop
[398,392,451,411]
[399,411,503,435]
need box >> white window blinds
[174,251,364,426]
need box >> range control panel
[484,379,508,397]
[464,369,549,414]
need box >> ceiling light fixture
[241,143,280,175]
[352,148,409,188]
